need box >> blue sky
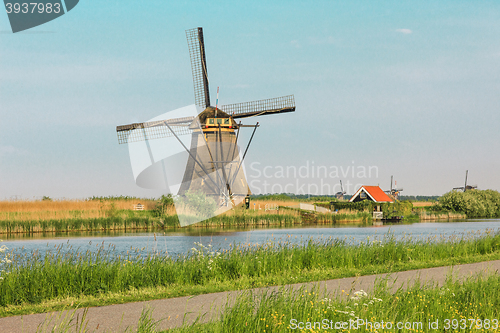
[1,1,500,199]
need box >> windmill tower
[116,27,296,208]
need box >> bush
[439,189,500,218]
[153,194,175,217]
[179,190,217,217]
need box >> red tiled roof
[350,185,394,203]
[363,186,393,202]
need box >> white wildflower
[353,290,368,298]
[0,240,10,281]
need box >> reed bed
[0,213,304,234]
[419,211,466,221]
[198,213,302,227]
[0,230,499,310]
[173,274,500,333]
[0,216,176,234]
[250,199,301,209]
[3,205,365,234]
[0,199,157,212]
[198,208,302,227]
[0,200,157,221]
[316,211,371,223]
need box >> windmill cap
[197,107,237,126]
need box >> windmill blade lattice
[220,95,295,119]
[186,27,210,108]
[116,116,196,144]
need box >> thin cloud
[396,28,413,34]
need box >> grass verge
[27,273,500,332]
[171,273,500,332]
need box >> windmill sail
[220,95,295,118]
[186,27,211,108]
[116,116,195,144]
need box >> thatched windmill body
[116,27,296,208]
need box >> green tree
[154,194,175,216]
[439,189,500,218]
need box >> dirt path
[1,260,499,332]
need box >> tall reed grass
[0,230,499,309]
[0,212,306,234]
[0,216,169,234]
[0,200,157,221]
[198,208,302,227]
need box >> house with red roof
[348,185,394,203]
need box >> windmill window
[217,119,223,124]
[224,119,229,124]
[209,119,214,124]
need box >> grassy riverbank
[1,229,499,317]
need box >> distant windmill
[335,180,346,200]
[116,27,296,207]
[453,170,477,192]
[384,175,403,200]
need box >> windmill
[335,180,346,200]
[453,170,477,192]
[116,27,296,212]
[384,175,403,200]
